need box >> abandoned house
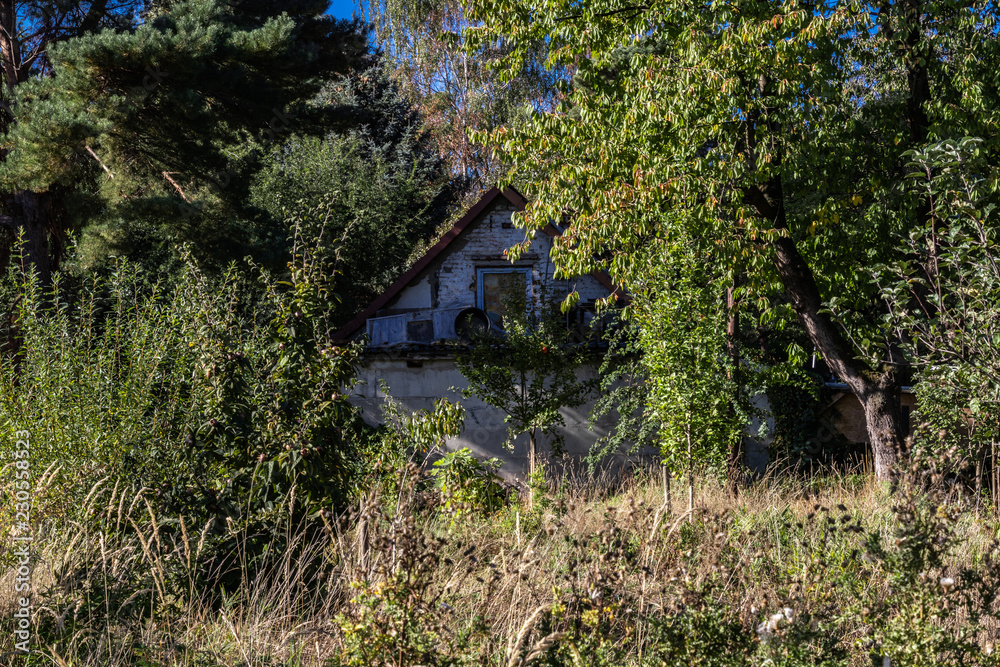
[335,187,914,478]
[334,187,634,478]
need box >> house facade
[335,188,637,479]
[334,187,914,479]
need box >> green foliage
[767,377,863,469]
[249,64,453,327]
[463,0,1000,477]
[0,205,372,545]
[358,391,467,500]
[628,234,750,476]
[455,296,598,465]
[1,0,367,276]
[880,137,1000,464]
[843,450,1000,666]
[332,474,491,667]
[6,437,1000,664]
[587,317,660,468]
[429,447,506,519]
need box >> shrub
[0,212,374,571]
[429,447,507,520]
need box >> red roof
[332,186,622,341]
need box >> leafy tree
[455,296,598,478]
[628,231,752,507]
[464,0,1000,480]
[881,137,1000,494]
[249,64,454,327]
[0,0,367,281]
[363,0,565,196]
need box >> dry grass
[1,461,999,666]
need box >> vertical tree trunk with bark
[15,190,52,284]
[858,380,905,481]
[740,19,935,482]
[0,0,116,284]
[529,429,536,477]
[774,226,904,481]
[686,420,694,513]
[745,176,905,482]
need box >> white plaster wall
[743,393,773,474]
[393,275,433,309]
[389,202,611,314]
[348,357,647,480]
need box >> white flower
[756,621,774,645]
[758,607,794,645]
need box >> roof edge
[332,187,525,341]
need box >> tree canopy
[464,0,1000,480]
[249,65,454,326]
[0,0,368,281]
[364,0,567,197]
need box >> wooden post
[687,422,694,515]
[990,442,1000,514]
[528,430,537,511]
[662,464,671,516]
[726,283,742,498]
[976,449,984,514]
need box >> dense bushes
[0,218,374,556]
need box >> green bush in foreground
[0,214,376,565]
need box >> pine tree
[0,0,367,281]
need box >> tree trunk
[0,0,22,94]
[775,230,903,480]
[0,0,93,284]
[528,428,537,511]
[740,46,934,483]
[0,0,145,284]
[529,429,536,477]
[16,190,52,284]
[858,383,904,482]
[686,421,694,514]
[745,176,904,482]
[662,464,671,515]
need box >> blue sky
[328,0,359,20]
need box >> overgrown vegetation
[455,295,599,476]
[5,435,1000,665]
[1,1,1000,665]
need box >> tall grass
[1,454,998,666]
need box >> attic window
[477,267,531,327]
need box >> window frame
[476,267,533,322]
